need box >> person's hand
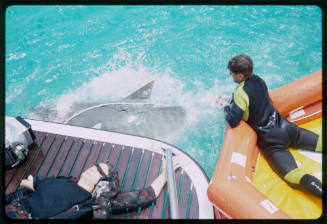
[161,156,182,176]
[215,97,229,108]
[151,156,182,198]
[172,156,182,170]
[20,175,35,191]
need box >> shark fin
[122,80,154,102]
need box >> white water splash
[54,62,235,127]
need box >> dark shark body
[28,81,186,138]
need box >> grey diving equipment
[5,116,36,170]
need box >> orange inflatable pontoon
[207,70,322,219]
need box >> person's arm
[110,157,181,214]
[109,187,156,214]
[217,89,246,128]
[109,171,166,214]
[216,97,243,128]
[223,103,243,128]
[149,171,167,198]
[20,175,48,191]
[150,156,181,198]
[20,175,35,191]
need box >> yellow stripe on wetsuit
[283,168,305,184]
[315,135,322,152]
[233,81,250,122]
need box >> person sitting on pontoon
[5,158,181,219]
[216,54,322,197]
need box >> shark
[28,81,187,139]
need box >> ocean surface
[5,5,322,178]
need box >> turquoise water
[5,5,322,177]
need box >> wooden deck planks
[96,143,113,164]
[178,171,192,218]
[58,138,84,177]
[70,140,93,177]
[47,137,74,177]
[117,146,133,188]
[134,150,153,190]
[5,167,18,190]
[121,148,143,192]
[27,133,56,177]
[188,184,199,219]
[37,135,65,177]
[109,144,122,168]
[138,153,163,219]
[83,141,103,171]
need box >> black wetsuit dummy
[224,74,322,197]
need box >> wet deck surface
[5,131,199,219]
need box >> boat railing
[163,148,179,219]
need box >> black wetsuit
[224,74,322,197]
[5,166,156,219]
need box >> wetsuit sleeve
[110,186,156,214]
[223,103,243,128]
[223,82,250,128]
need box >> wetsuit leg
[258,114,322,197]
[263,149,298,179]
[287,121,321,152]
[263,149,322,197]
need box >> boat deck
[5,130,201,219]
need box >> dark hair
[227,54,253,78]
